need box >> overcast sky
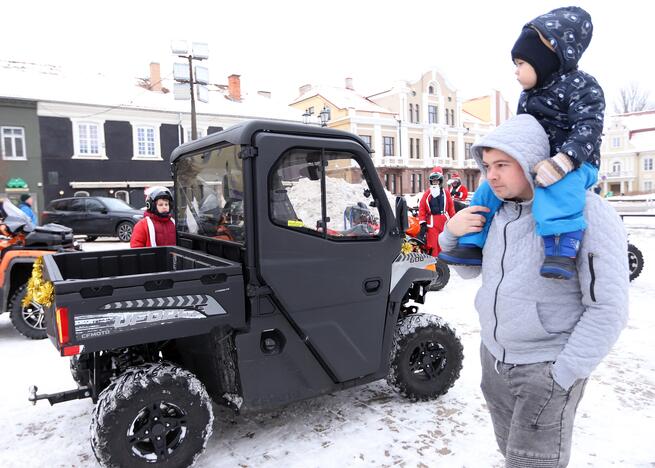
[3,0,653,111]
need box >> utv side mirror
[395,196,409,233]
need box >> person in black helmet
[130,186,176,247]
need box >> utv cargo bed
[42,246,245,353]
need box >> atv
[628,238,643,282]
[29,120,464,468]
[0,199,77,339]
[403,206,450,291]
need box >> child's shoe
[439,245,483,266]
[540,230,584,280]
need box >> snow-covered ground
[0,220,653,467]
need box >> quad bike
[403,207,450,291]
[627,238,643,282]
[0,199,77,339]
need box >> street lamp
[302,105,331,127]
[172,41,209,141]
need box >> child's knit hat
[511,27,560,88]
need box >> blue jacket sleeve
[559,73,605,167]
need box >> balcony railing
[600,171,635,179]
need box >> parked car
[41,197,143,242]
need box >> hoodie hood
[471,114,550,200]
[527,6,593,74]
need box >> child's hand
[446,205,491,237]
[534,153,575,187]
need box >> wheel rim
[127,401,188,462]
[21,301,46,330]
[118,224,132,241]
[408,340,448,381]
[628,251,638,274]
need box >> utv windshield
[174,145,245,243]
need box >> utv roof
[170,119,372,164]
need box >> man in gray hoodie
[439,114,629,467]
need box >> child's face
[514,59,537,90]
[156,199,170,214]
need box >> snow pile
[286,176,396,230]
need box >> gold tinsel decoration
[401,241,414,255]
[22,257,55,308]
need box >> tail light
[55,306,70,344]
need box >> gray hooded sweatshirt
[439,114,629,390]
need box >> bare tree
[614,82,655,114]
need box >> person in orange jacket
[130,187,176,247]
[448,172,469,212]
[417,167,455,256]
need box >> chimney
[149,62,162,92]
[228,74,241,101]
[345,77,354,90]
[257,90,271,99]
[299,84,312,95]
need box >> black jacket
[516,6,605,168]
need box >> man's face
[482,148,532,200]
[514,59,537,90]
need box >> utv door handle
[363,278,381,294]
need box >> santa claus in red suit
[448,171,469,212]
[418,167,455,256]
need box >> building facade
[290,70,500,198]
[0,98,44,212]
[600,111,655,195]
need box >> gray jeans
[480,344,587,468]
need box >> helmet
[145,187,173,216]
[428,172,443,186]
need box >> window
[69,198,86,212]
[73,191,90,197]
[611,136,621,148]
[86,198,105,213]
[359,135,372,148]
[135,126,157,157]
[445,109,450,126]
[409,104,414,123]
[450,110,455,126]
[644,158,653,171]
[416,138,420,158]
[428,105,438,124]
[269,149,381,240]
[645,181,653,192]
[72,120,105,158]
[612,161,621,174]
[428,86,434,94]
[418,174,423,192]
[447,141,451,158]
[433,138,440,158]
[409,138,414,158]
[391,174,397,194]
[48,171,59,185]
[465,142,473,159]
[78,123,100,155]
[415,104,420,123]
[384,173,389,190]
[175,144,245,243]
[115,190,129,204]
[411,173,416,193]
[383,137,394,156]
[1,126,26,160]
[186,128,205,143]
[451,141,456,158]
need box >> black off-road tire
[91,362,213,468]
[116,222,134,242]
[628,243,644,282]
[427,260,450,291]
[70,355,88,386]
[387,313,463,401]
[8,284,47,340]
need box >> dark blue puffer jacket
[516,6,605,168]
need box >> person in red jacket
[130,187,176,247]
[417,167,455,256]
[448,172,469,212]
